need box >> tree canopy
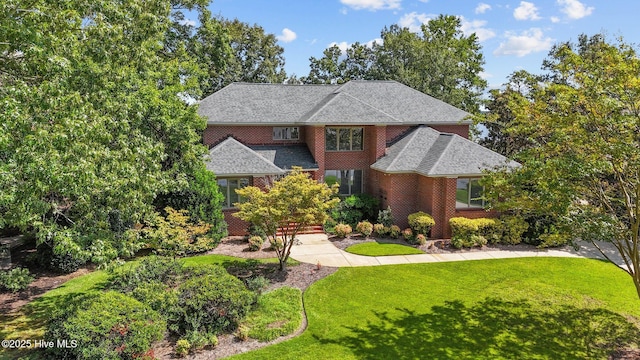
[234,168,339,271]
[302,15,487,113]
[482,34,640,298]
[0,0,226,266]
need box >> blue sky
[206,0,639,89]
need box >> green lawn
[230,258,640,359]
[345,242,424,256]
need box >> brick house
[198,80,515,238]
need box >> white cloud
[479,71,493,80]
[550,16,560,23]
[514,1,542,20]
[340,0,401,11]
[398,12,433,32]
[277,28,297,43]
[340,7,348,15]
[366,38,383,48]
[460,17,496,42]
[329,41,350,53]
[557,0,594,19]
[475,3,492,14]
[494,28,554,57]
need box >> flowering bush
[334,223,353,238]
[356,221,374,237]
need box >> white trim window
[273,127,299,140]
[217,178,249,208]
[456,178,485,209]
[324,170,363,195]
[325,127,364,151]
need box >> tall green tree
[0,0,225,266]
[484,34,640,298]
[234,168,339,271]
[303,15,486,113]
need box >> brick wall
[430,124,470,139]
[386,125,413,143]
[305,126,325,181]
[381,173,419,229]
[204,125,306,146]
[223,176,272,236]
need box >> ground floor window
[456,178,485,209]
[217,178,249,208]
[324,170,363,195]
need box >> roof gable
[371,126,517,177]
[206,137,284,176]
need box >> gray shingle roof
[371,126,518,177]
[197,80,470,126]
[205,138,284,176]
[249,144,319,171]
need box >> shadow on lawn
[321,298,640,359]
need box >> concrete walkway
[290,234,628,269]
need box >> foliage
[0,0,218,267]
[245,276,270,295]
[330,194,380,227]
[27,243,84,273]
[175,339,191,357]
[449,217,500,248]
[334,224,353,238]
[234,167,339,270]
[415,234,427,246]
[176,269,254,335]
[130,281,179,324]
[0,267,34,293]
[182,330,218,351]
[356,221,374,237]
[132,207,214,257]
[243,287,303,342]
[377,206,394,227]
[303,15,486,113]
[373,223,387,236]
[248,236,265,251]
[109,255,184,293]
[407,212,436,236]
[389,225,401,239]
[499,215,529,245]
[236,324,250,341]
[402,228,414,242]
[482,34,640,297]
[154,165,227,242]
[45,291,166,359]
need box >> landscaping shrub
[175,339,191,357]
[449,217,501,249]
[0,267,34,293]
[331,194,380,226]
[355,221,373,237]
[389,225,401,239]
[500,215,529,245]
[245,276,270,295]
[176,270,254,335]
[182,330,218,351]
[30,243,84,273]
[109,255,184,293]
[377,206,394,227]
[130,281,180,325]
[402,228,414,242]
[46,291,166,360]
[248,236,264,251]
[407,211,435,236]
[269,237,284,251]
[521,215,570,246]
[373,223,386,236]
[334,223,353,238]
[539,232,571,248]
[415,234,427,245]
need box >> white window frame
[325,127,364,151]
[273,127,299,140]
[456,177,485,209]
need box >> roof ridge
[339,91,402,123]
[419,129,454,176]
[385,127,423,171]
[210,137,282,170]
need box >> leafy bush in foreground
[46,291,165,359]
[0,267,34,293]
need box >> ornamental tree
[234,168,339,271]
[484,34,640,298]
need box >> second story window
[273,127,299,140]
[325,127,363,151]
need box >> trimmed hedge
[449,215,529,248]
[407,211,435,236]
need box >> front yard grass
[345,242,424,256]
[242,287,303,342]
[230,257,640,359]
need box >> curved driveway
[290,234,627,269]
